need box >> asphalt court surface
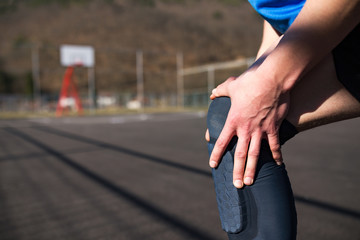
[0,112,359,240]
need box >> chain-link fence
[0,43,253,113]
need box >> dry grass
[0,0,262,95]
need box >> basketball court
[0,113,359,239]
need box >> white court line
[27,111,206,125]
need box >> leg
[207,54,360,239]
[208,98,298,240]
[287,55,360,131]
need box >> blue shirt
[248,0,306,33]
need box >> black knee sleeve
[207,97,298,239]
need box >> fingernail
[244,177,253,185]
[212,88,217,95]
[234,180,243,188]
[209,161,217,168]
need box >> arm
[259,0,360,91]
[209,0,360,188]
[204,20,279,142]
[256,21,281,59]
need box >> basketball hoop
[60,45,94,67]
[57,44,95,116]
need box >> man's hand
[208,71,290,188]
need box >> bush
[0,70,15,94]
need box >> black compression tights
[207,97,298,240]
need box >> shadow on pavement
[4,127,217,240]
[28,125,360,222]
[33,125,212,178]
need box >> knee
[207,97,231,140]
[207,97,297,145]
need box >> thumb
[210,76,236,100]
[205,128,210,142]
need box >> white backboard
[60,45,95,67]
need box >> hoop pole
[88,67,96,112]
[31,44,41,111]
[56,66,83,117]
[136,50,144,110]
[176,52,184,108]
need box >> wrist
[256,46,305,93]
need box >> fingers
[243,130,262,186]
[209,89,217,100]
[205,129,210,142]
[210,76,236,100]
[233,134,250,188]
[208,122,235,169]
[210,126,281,188]
[267,132,282,165]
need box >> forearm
[257,0,360,92]
[256,21,281,59]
